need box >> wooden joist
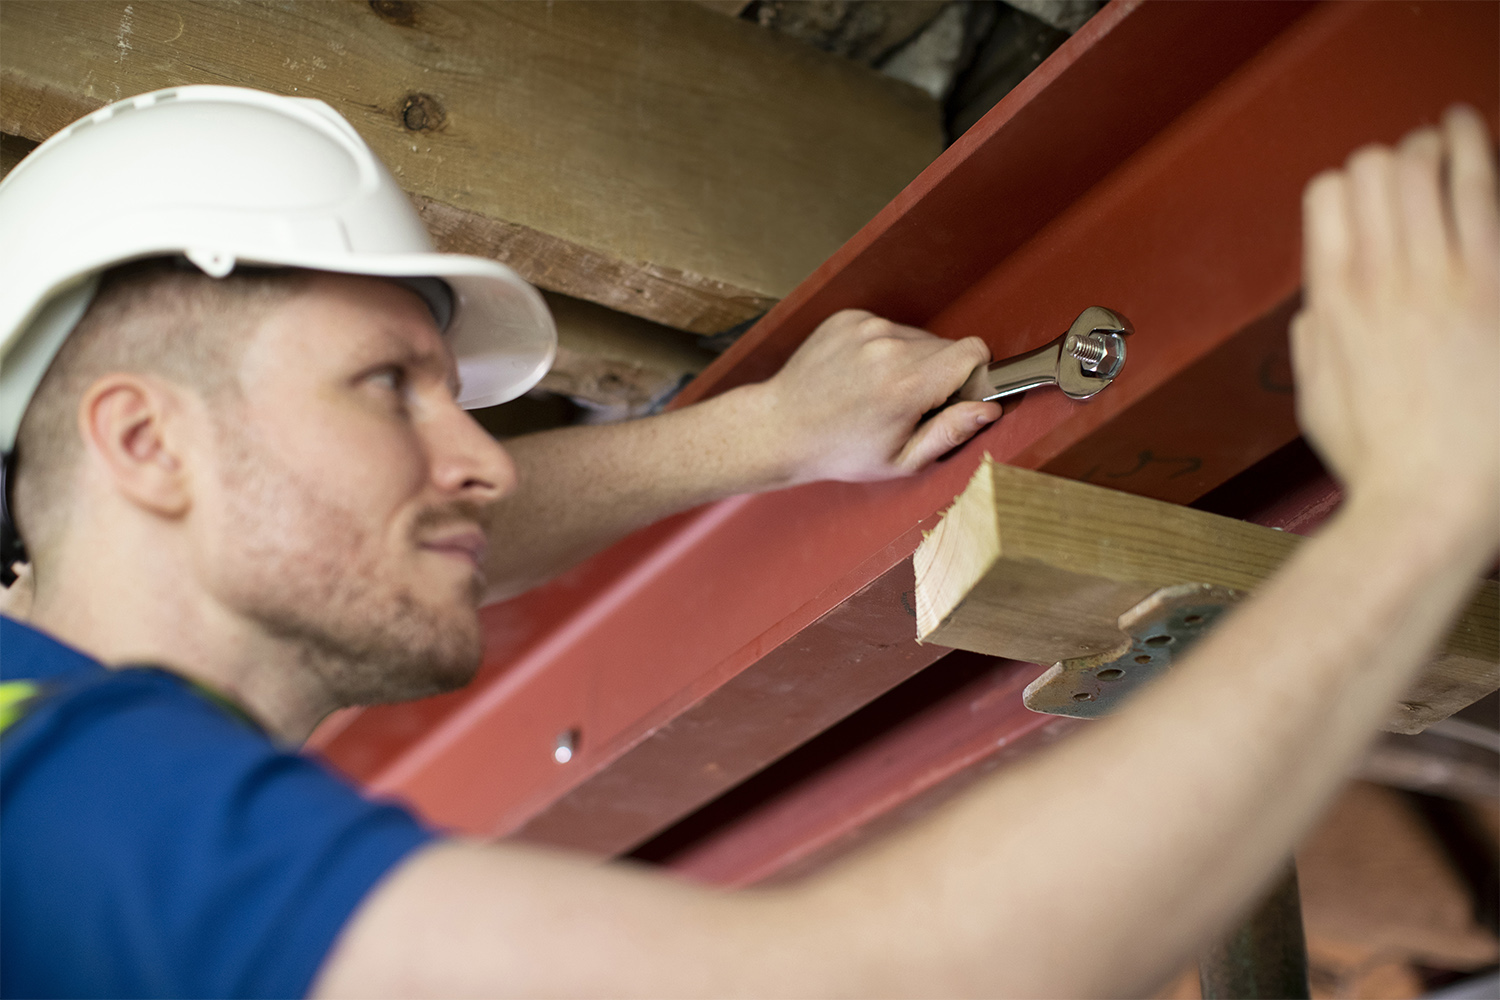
[914,458,1499,734]
[536,292,717,420]
[0,0,942,334]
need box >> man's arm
[480,315,999,600]
[314,108,1498,998]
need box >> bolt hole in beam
[400,93,446,133]
[1184,614,1205,625]
[1073,692,1094,702]
[1145,634,1175,647]
[1097,667,1125,681]
[1134,654,1152,665]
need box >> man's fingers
[1443,105,1500,270]
[1346,145,1403,286]
[1394,128,1452,284]
[1303,171,1352,307]
[914,335,991,402]
[894,402,1001,472]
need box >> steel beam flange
[1022,583,1247,718]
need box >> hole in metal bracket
[1144,634,1174,647]
[1097,668,1125,681]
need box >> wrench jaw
[954,306,1133,404]
[1057,306,1132,400]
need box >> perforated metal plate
[1023,583,1246,718]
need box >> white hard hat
[0,85,557,451]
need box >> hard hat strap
[0,451,27,587]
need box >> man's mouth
[419,527,488,570]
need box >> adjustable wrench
[955,306,1133,403]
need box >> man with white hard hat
[0,86,1494,998]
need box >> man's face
[197,273,516,706]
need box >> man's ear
[78,374,195,519]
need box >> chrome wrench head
[957,306,1133,403]
[1056,306,1131,399]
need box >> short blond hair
[12,259,307,562]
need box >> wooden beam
[0,133,38,179]
[537,293,717,420]
[915,458,1499,734]
[692,1,755,18]
[0,0,941,334]
[740,2,950,65]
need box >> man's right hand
[1294,106,1499,535]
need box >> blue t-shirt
[0,616,436,999]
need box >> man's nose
[425,400,518,503]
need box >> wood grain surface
[537,291,717,418]
[0,0,941,333]
[915,457,1500,733]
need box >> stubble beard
[212,420,486,709]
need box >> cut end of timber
[913,455,1002,642]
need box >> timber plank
[536,292,717,420]
[0,0,941,334]
[915,459,1500,733]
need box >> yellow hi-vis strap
[0,680,40,735]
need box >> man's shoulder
[0,615,105,683]
[0,616,234,759]
[0,616,438,1000]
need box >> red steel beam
[311,0,1498,854]
[634,653,1082,888]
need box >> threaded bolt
[1070,335,1109,367]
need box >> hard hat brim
[235,250,557,411]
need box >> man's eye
[369,366,407,393]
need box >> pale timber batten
[914,457,1500,734]
[0,0,942,335]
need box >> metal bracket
[1023,583,1246,718]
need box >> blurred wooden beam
[692,0,754,17]
[0,133,38,179]
[0,0,941,334]
[538,292,717,420]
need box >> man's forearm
[325,488,1496,1000]
[801,488,1495,998]
[480,384,790,602]
[478,314,997,602]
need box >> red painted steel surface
[646,655,1082,889]
[312,0,1498,850]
